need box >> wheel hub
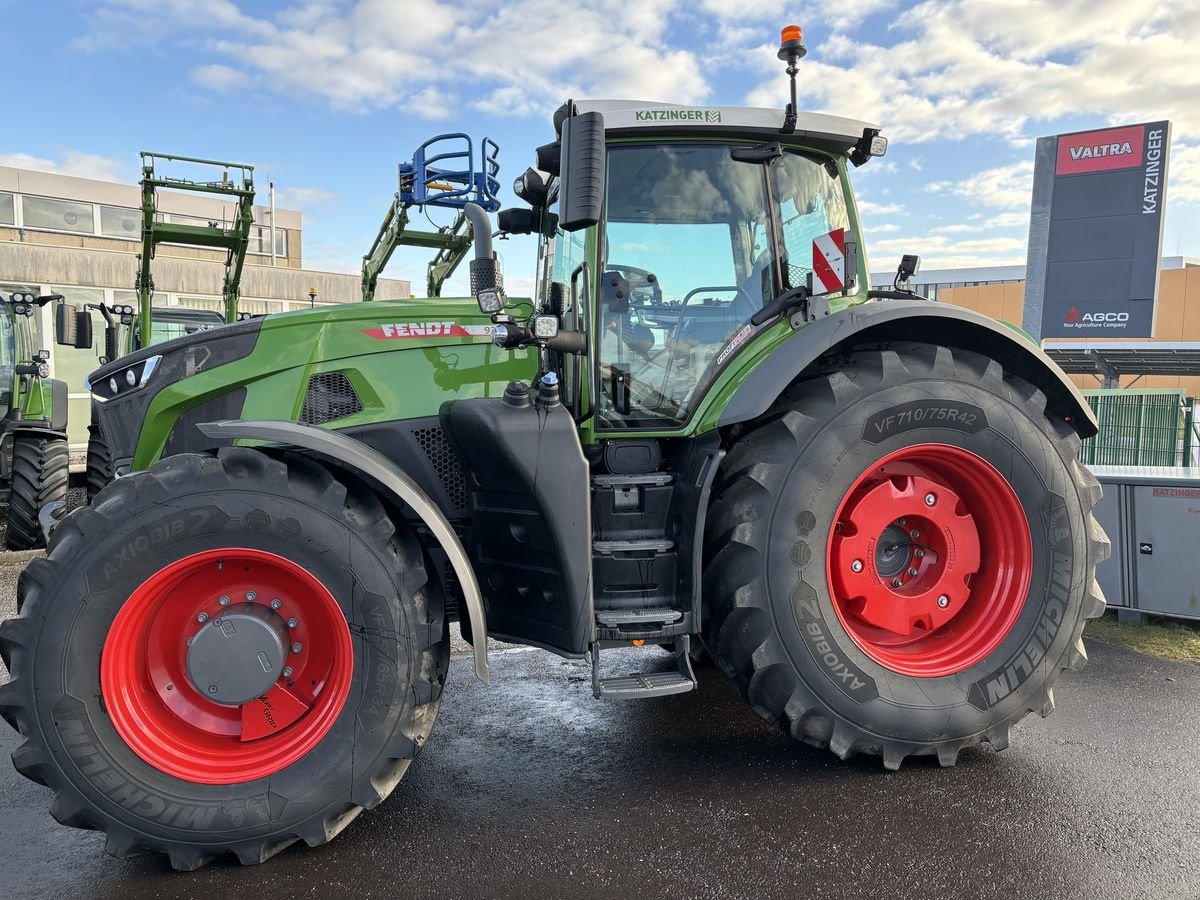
[186,604,289,705]
[826,443,1032,678]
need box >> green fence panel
[1080,389,1187,467]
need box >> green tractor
[0,289,69,550]
[1,29,1107,870]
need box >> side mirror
[558,111,606,232]
[55,302,77,346]
[57,303,94,349]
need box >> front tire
[0,448,449,869]
[6,431,68,550]
[703,343,1108,769]
[85,414,113,503]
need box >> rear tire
[703,343,1108,769]
[85,415,113,503]
[0,447,449,869]
[6,431,68,550]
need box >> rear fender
[719,299,1098,438]
[198,419,491,684]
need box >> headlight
[533,314,559,339]
[475,288,503,314]
[36,363,50,379]
[91,354,162,402]
[492,324,511,346]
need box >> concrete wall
[940,268,1200,395]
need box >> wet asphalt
[1,577,1198,899]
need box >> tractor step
[591,635,697,700]
[593,538,674,554]
[595,608,682,627]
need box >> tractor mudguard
[719,298,1098,438]
[11,423,67,442]
[49,379,68,431]
[197,418,491,684]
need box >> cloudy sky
[4,0,1199,295]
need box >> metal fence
[1080,389,1196,467]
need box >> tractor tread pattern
[84,421,113,503]
[702,344,1107,771]
[6,433,68,551]
[0,447,449,869]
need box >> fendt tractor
[55,151,256,501]
[0,28,1107,870]
[0,289,69,550]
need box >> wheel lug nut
[851,560,864,573]
[938,595,950,608]
[915,549,925,558]
[907,567,918,577]
[196,612,208,623]
[898,518,907,526]
[291,643,302,654]
[924,493,936,506]
[207,685,218,694]
[910,530,920,539]
[246,591,257,602]
[218,596,230,607]
[891,578,902,588]
[287,617,298,629]
[282,666,293,678]
[271,599,282,610]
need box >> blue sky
[4,0,1198,296]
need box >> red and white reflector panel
[812,228,846,293]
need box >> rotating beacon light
[778,25,808,134]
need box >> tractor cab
[440,59,887,691]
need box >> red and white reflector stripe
[812,228,846,293]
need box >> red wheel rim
[101,549,353,784]
[826,443,1032,677]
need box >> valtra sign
[1026,121,1172,339]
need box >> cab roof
[575,100,880,156]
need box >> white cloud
[190,64,247,91]
[0,150,126,182]
[858,200,903,215]
[929,160,1034,209]
[745,0,1200,144]
[1168,143,1200,205]
[90,0,710,119]
[873,223,901,233]
[273,186,336,210]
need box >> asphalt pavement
[1,564,1198,900]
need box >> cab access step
[590,635,698,699]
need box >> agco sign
[1063,307,1131,330]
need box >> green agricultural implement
[0,290,69,549]
[55,152,254,500]
[1,27,1108,870]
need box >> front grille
[413,426,468,510]
[300,372,363,425]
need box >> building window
[22,196,95,234]
[99,205,142,240]
[248,225,286,257]
[0,192,14,226]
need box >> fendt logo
[1063,307,1130,329]
[1056,124,1145,176]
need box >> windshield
[148,314,224,346]
[598,143,849,429]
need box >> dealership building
[871,257,1200,396]
[0,164,411,446]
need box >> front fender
[719,299,1098,437]
[198,419,491,684]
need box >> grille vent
[299,372,364,425]
[413,426,468,510]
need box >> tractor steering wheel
[606,264,664,306]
